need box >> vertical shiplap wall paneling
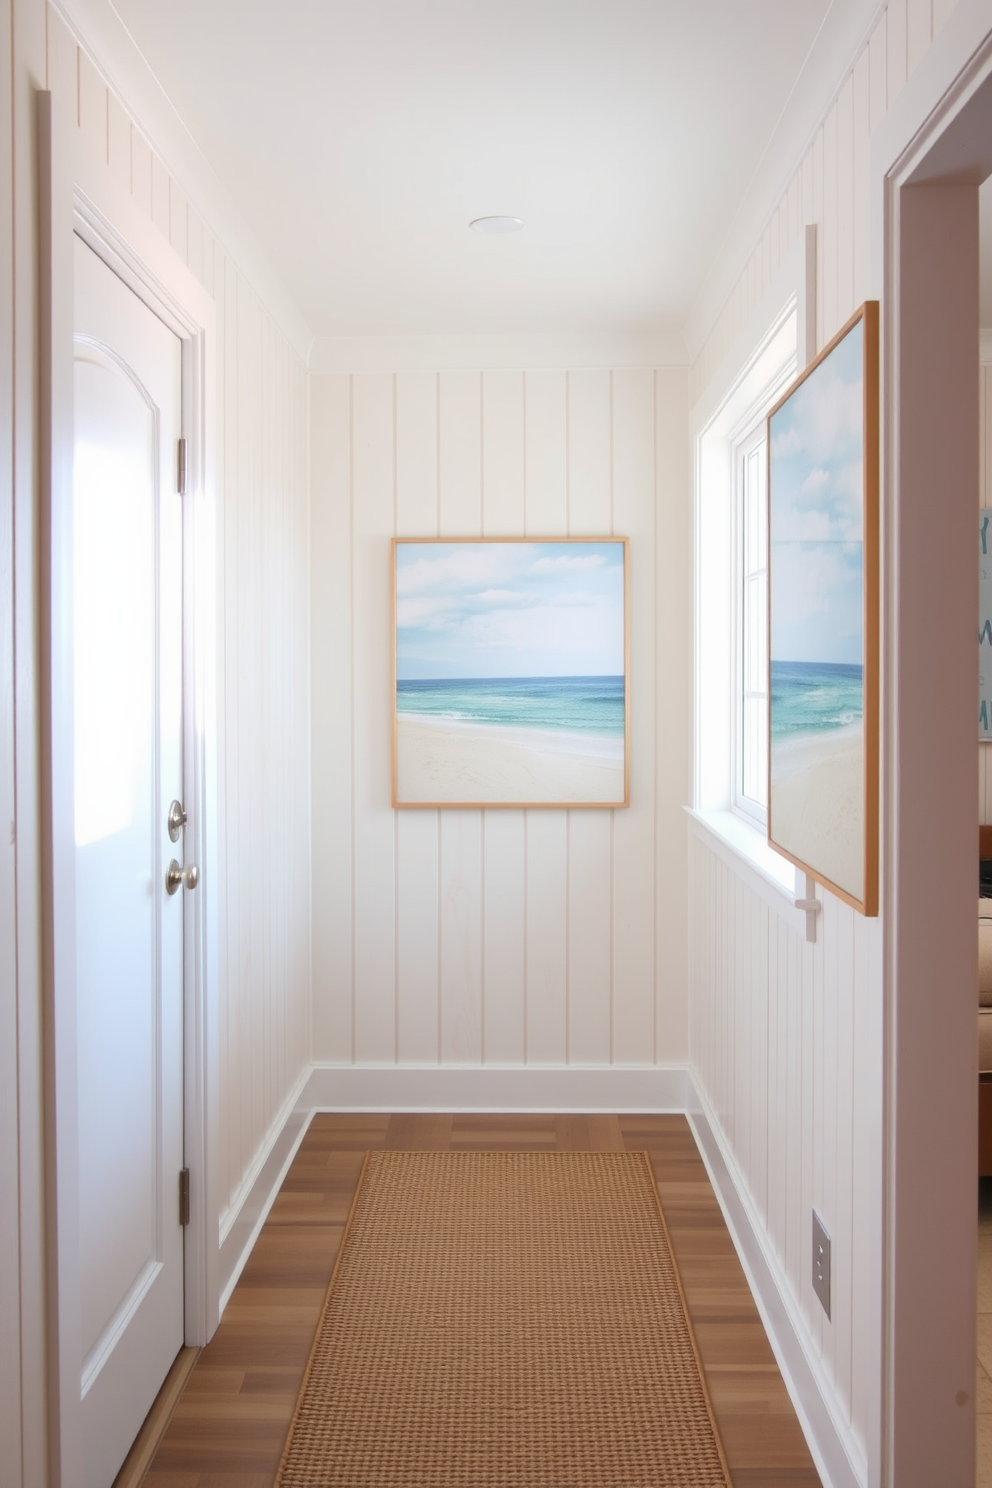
[853,50,872,310]
[218,255,237,1197]
[237,275,261,1174]
[822,103,838,340]
[565,372,614,1063]
[750,894,769,1228]
[887,0,909,106]
[310,365,690,1072]
[476,378,525,1066]
[479,373,527,1065]
[353,376,398,1064]
[223,257,244,1201]
[438,373,484,1063]
[765,913,785,1258]
[611,372,657,1063]
[686,0,959,1465]
[525,371,569,1064]
[850,911,883,1450]
[311,376,354,1061]
[519,370,568,1066]
[733,872,747,1165]
[395,372,441,1064]
[832,894,856,1418]
[836,76,855,323]
[47,11,313,1227]
[654,371,690,1061]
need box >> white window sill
[686,806,810,936]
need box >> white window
[734,419,768,826]
[693,228,814,897]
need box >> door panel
[72,233,185,1488]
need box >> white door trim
[38,86,220,1488]
[867,4,992,1483]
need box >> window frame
[731,412,771,829]
[691,230,815,917]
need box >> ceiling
[106,0,890,341]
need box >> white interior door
[72,232,188,1488]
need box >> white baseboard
[217,1068,314,1313]
[214,1058,864,1488]
[304,1062,690,1111]
[686,1075,866,1488]
[215,1063,689,1308]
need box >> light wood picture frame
[392,537,630,809]
[766,301,879,916]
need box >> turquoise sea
[770,660,863,739]
[396,676,625,736]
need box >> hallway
[136,1114,820,1487]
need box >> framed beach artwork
[766,300,879,916]
[392,537,629,808]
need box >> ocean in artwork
[770,660,863,739]
[396,675,625,736]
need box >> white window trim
[691,227,816,921]
[731,405,773,829]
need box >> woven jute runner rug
[274,1149,732,1488]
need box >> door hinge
[179,1167,191,1227]
[177,437,188,496]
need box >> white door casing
[72,232,187,1488]
[39,90,220,1488]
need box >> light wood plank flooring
[143,1114,820,1487]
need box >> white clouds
[395,540,625,679]
[396,545,517,596]
[770,321,865,552]
[395,594,456,629]
[799,468,830,501]
[529,553,605,575]
[790,368,862,464]
[771,540,863,665]
[771,424,802,460]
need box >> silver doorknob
[166,859,199,895]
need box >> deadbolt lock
[167,799,188,843]
[166,859,200,896]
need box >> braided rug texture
[275,1149,732,1488]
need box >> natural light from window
[737,422,768,824]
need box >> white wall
[2,2,313,1471]
[42,2,314,1234]
[686,1,962,1484]
[310,366,689,1069]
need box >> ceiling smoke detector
[469,216,525,235]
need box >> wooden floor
[143,1114,820,1487]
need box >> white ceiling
[106,0,888,341]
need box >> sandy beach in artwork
[770,723,863,899]
[396,716,625,804]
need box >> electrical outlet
[812,1210,831,1319]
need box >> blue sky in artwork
[395,541,625,680]
[769,318,864,666]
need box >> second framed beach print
[767,301,879,915]
[392,537,629,808]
